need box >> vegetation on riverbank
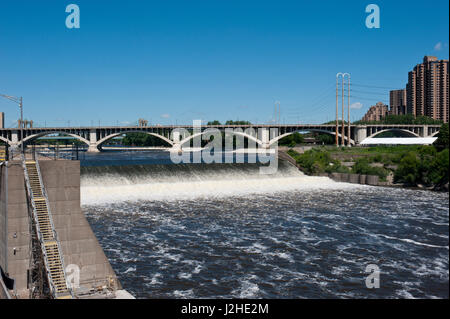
[122,133,171,147]
[287,138,449,190]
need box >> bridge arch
[268,129,355,146]
[95,131,174,148]
[366,128,419,139]
[19,131,90,147]
[0,136,12,146]
[430,130,441,137]
[178,129,264,148]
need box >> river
[80,151,449,299]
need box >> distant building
[406,56,449,123]
[0,112,4,129]
[362,102,389,122]
[389,89,407,115]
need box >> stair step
[24,161,72,299]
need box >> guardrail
[5,145,85,161]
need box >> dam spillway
[79,160,356,205]
[79,158,448,298]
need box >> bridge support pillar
[422,125,429,137]
[354,126,367,145]
[260,128,270,149]
[87,129,100,152]
[87,143,100,153]
[8,131,21,153]
[172,131,181,144]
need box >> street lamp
[0,93,24,154]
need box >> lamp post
[0,93,24,154]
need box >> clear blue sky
[0,0,448,127]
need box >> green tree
[317,134,334,145]
[279,132,304,146]
[394,152,420,185]
[434,123,449,150]
[429,149,449,185]
[225,120,252,125]
[352,157,389,181]
[122,133,171,147]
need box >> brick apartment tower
[362,102,389,122]
[406,56,449,123]
[389,89,407,115]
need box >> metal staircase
[22,156,73,299]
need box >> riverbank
[281,145,449,192]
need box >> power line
[352,83,400,90]
[350,89,389,96]
[350,95,388,103]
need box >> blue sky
[0,0,448,127]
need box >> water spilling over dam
[80,161,360,204]
[79,158,449,298]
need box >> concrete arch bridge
[0,124,441,152]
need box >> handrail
[21,153,55,295]
[21,151,73,298]
[34,156,73,297]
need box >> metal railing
[6,145,85,161]
[21,152,73,299]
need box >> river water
[80,151,449,299]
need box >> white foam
[123,267,136,274]
[173,289,195,298]
[81,175,363,205]
[232,275,261,298]
[374,234,449,250]
[178,272,192,279]
[149,273,162,285]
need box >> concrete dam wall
[0,160,121,298]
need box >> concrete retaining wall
[0,164,7,277]
[0,162,30,298]
[329,172,379,186]
[0,160,121,298]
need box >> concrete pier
[0,160,124,299]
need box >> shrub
[352,158,389,181]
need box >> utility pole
[341,75,345,146]
[335,73,350,147]
[347,74,351,147]
[335,73,341,147]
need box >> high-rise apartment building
[389,89,407,115]
[361,102,389,122]
[406,56,449,123]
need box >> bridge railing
[6,145,85,161]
